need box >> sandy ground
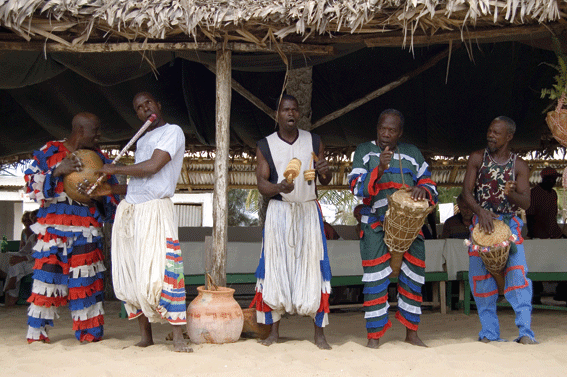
[1,300,566,377]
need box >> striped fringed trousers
[468,214,536,342]
[27,228,106,343]
[360,226,425,339]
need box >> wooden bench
[456,270,567,315]
[184,271,449,314]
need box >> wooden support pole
[308,45,456,131]
[211,47,231,287]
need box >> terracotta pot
[186,286,244,344]
[241,308,271,340]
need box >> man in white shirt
[97,92,190,352]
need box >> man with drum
[250,94,333,349]
[348,109,437,348]
[95,92,191,352]
[462,116,537,344]
[24,112,120,343]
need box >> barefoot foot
[366,338,380,349]
[517,336,538,345]
[405,329,427,347]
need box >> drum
[63,149,105,204]
[384,188,434,278]
[471,220,514,295]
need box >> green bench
[456,271,567,315]
[184,271,449,314]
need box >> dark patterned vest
[474,148,518,214]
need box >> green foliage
[227,189,259,226]
[318,189,360,225]
[436,186,462,204]
[541,35,567,101]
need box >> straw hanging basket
[546,91,567,147]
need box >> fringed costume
[251,130,332,327]
[348,141,437,340]
[468,149,536,342]
[112,123,186,325]
[24,141,119,343]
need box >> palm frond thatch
[0,1,564,48]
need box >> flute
[87,113,157,195]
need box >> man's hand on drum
[278,179,294,194]
[477,208,499,234]
[379,146,393,173]
[53,153,83,177]
[76,180,113,199]
[410,186,428,201]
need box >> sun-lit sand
[1,299,566,377]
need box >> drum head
[472,220,511,247]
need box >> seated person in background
[323,221,341,240]
[526,168,563,239]
[526,167,565,304]
[441,193,473,239]
[3,210,38,306]
[20,211,34,249]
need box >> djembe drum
[384,188,434,278]
[471,220,514,295]
[63,149,106,204]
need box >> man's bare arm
[256,147,294,198]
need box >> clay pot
[186,286,244,344]
[241,308,271,340]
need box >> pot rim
[196,285,236,294]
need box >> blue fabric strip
[399,274,422,293]
[314,311,325,328]
[366,317,389,329]
[363,280,390,295]
[28,317,54,329]
[399,308,421,323]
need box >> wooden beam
[206,65,275,121]
[363,24,565,47]
[308,45,455,130]
[0,40,334,55]
[211,47,231,288]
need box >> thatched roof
[1,1,566,49]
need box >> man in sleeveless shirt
[348,109,438,348]
[462,116,537,344]
[250,94,333,349]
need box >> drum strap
[397,146,406,187]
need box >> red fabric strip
[403,253,425,268]
[69,249,104,268]
[362,253,391,267]
[363,294,388,307]
[367,167,383,196]
[249,291,272,313]
[395,311,419,331]
[68,279,104,300]
[398,286,423,302]
[27,293,68,308]
[317,293,330,313]
[367,320,392,339]
[73,314,104,331]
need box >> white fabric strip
[398,299,422,315]
[364,303,390,319]
[362,267,393,282]
[401,262,425,284]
